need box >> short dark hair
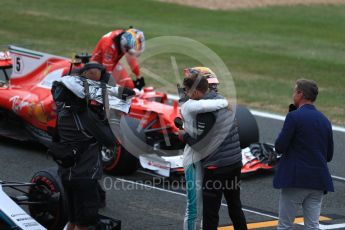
[296,79,318,102]
[183,75,208,94]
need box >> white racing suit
[181,98,228,230]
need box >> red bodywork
[0,47,180,147]
[0,57,69,131]
[0,46,275,176]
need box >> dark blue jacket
[273,104,334,192]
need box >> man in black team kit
[51,63,134,230]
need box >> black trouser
[97,181,106,207]
[202,165,247,230]
[62,179,100,227]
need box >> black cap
[79,63,110,83]
[80,63,106,73]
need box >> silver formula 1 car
[0,167,120,230]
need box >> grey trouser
[277,188,324,230]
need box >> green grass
[0,0,344,124]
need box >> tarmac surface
[0,115,344,230]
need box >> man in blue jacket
[274,79,334,230]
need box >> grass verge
[0,0,344,124]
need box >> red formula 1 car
[0,46,276,177]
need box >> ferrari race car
[0,167,120,230]
[0,46,277,177]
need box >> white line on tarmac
[167,94,345,180]
[250,110,345,133]
[331,175,345,182]
[319,223,345,229]
[114,177,345,229]
[115,177,279,219]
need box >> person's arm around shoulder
[275,112,297,154]
[182,112,215,146]
[183,98,228,115]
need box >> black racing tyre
[29,167,67,229]
[235,105,259,149]
[102,141,139,175]
[102,115,148,175]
